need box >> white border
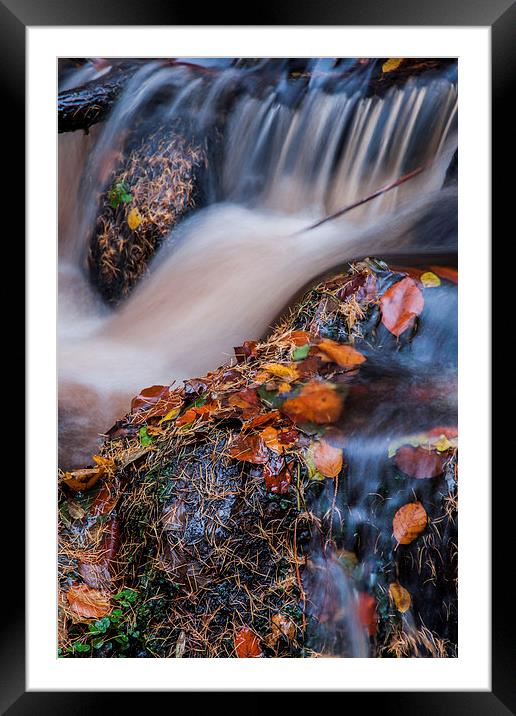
[27,27,490,691]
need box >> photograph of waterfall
[57,57,458,659]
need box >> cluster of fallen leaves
[59,260,458,654]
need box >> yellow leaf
[127,207,143,230]
[388,582,412,613]
[159,406,181,424]
[262,363,300,382]
[435,434,452,452]
[382,58,403,73]
[421,271,441,288]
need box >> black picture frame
[4,0,507,710]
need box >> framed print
[4,0,509,710]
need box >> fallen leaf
[130,385,183,424]
[313,439,343,477]
[282,382,343,424]
[388,582,411,613]
[78,562,112,591]
[280,330,312,346]
[127,206,143,230]
[395,445,446,478]
[420,271,441,288]
[263,460,292,494]
[382,58,404,73]
[380,277,424,337]
[242,410,281,431]
[262,363,300,382]
[228,388,261,419]
[175,400,218,427]
[62,467,103,492]
[67,500,86,520]
[357,592,378,636]
[131,385,170,412]
[316,340,366,369]
[235,626,262,657]
[261,425,299,453]
[393,501,428,545]
[229,434,269,464]
[429,265,458,284]
[66,584,111,621]
[267,613,296,646]
[90,482,118,517]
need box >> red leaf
[357,593,378,636]
[229,434,269,464]
[395,445,446,478]
[429,265,458,284]
[131,385,170,412]
[263,460,292,494]
[380,277,424,336]
[234,626,262,657]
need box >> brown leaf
[234,626,262,657]
[227,388,261,419]
[395,445,446,478]
[78,562,112,591]
[90,482,118,517]
[380,277,424,337]
[282,382,343,424]
[393,501,428,545]
[316,340,366,369]
[388,582,411,613]
[313,439,343,478]
[229,434,269,464]
[66,583,111,621]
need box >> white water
[58,63,457,468]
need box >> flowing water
[58,60,458,655]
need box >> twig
[300,165,425,232]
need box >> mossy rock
[59,259,458,658]
[88,123,209,305]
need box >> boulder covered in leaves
[88,123,209,305]
[58,259,458,658]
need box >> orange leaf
[280,330,312,346]
[234,626,262,657]
[66,583,111,621]
[313,439,343,477]
[282,382,343,424]
[229,434,269,464]
[175,400,218,427]
[380,277,424,337]
[242,410,281,431]
[261,425,299,453]
[62,467,103,492]
[393,501,428,545]
[316,340,366,369]
[395,445,446,478]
